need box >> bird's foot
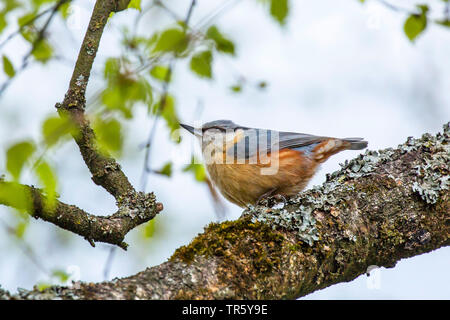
[256,190,287,209]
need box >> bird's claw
[256,193,287,209]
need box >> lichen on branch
[3,123,447,300]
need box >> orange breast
[206,148,319,207]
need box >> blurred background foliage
[0,0,449,297]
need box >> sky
[0,0,449,298]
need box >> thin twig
[154,0,182,21]
[194,0,241,30]
[445,1,450,20]
[103,245,116,280]
[374,0,419,15]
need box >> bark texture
[56,0,134,200]
[0,182,161,249]
[1,123,448,300]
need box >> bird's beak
[180,123,201,137]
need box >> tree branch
[0,0,162,250]
[0,181,162,249]
[48,0,165,246]
[56,0,134,201]
[2,123,448,300]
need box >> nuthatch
[180,120,367,207]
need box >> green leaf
[270,0,289,26]
[15,220,28,238]
[436,19,450,27]
[143,220,155,238]
[230,84,242,93]
[104,57,120,80]
[2,55,15,78]
[93,117,123,156]
[150,94,179,132]
[125,77,153,104]
[150,65,171,82]
[32,0,55,8]
[257,81,268,89]
[101,87,129,117]
[403,5,428,42]
[6,141,35,181]
[156,161,172,177]
[0,13,6,34]
[404,15,426,41]
[19,27,36,43]
[32,39,53,62]
[18,12,37,27]
[35,161,57,211]
[416,4,429,14]
[190,50,213,79]
[52,269,70,283]
[128,0,141,11]
[36,282,51,292]
[0,182,33,212]
[58,2,71,19]
[42,115,79,147]
[3,0,22,12]
[183,157,207,182]
[153,28,188,53]
[102,58,153,118]
[206,26,235,55]
[161,95,180,132]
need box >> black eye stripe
[202,126,226,132]
[202,127,247,132]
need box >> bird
[180,120,368,208]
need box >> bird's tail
[342,137,368,150]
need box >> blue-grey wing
[227,128,326,161]
[278,131,327,150]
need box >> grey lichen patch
[75,74,86,88]
[0,285,11,300]
[85,45,96,56]
[410,124,449,204]
[115,191,159,220]
[245,161,361,245]
[326,148,396,182]
[246,202,319,245]
[319,122,449,206]
[104,162,121,172]
[2,285,76,300]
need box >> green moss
[379,222,405,247]
[170,216,285,274]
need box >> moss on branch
[2,124,448,300]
